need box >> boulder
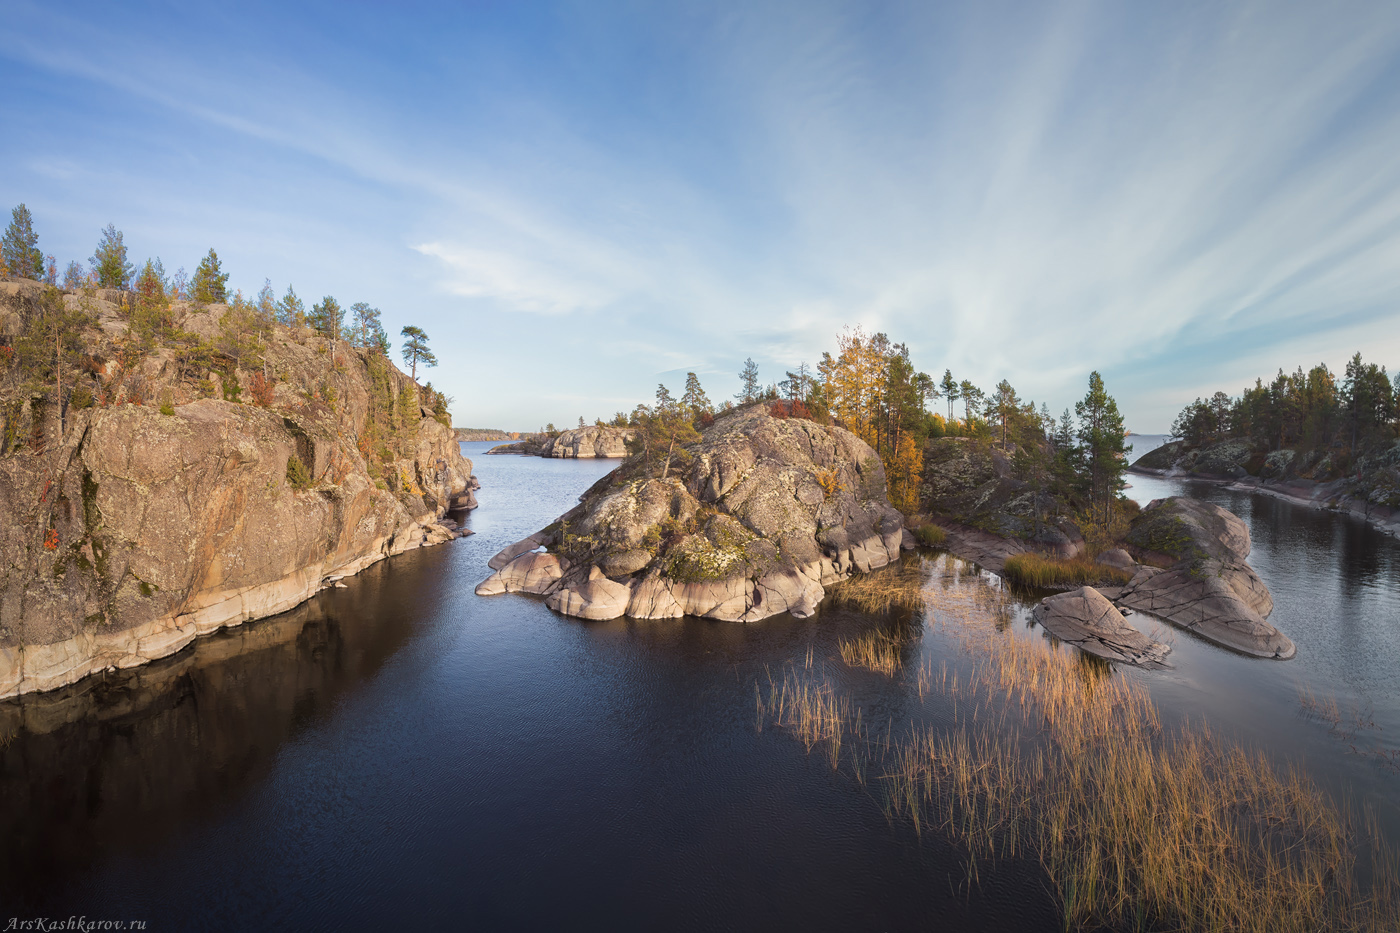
[1095,548,1136,571]
[1032,587,1172,668]
[478,407,907,623]
[1118,497,1293,659]
[475,551,566,596]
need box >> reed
[1002,552,1133,588]
[828,555,930,614]
[763,559,1400,932]
[838,630,906,676]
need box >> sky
[4,1,1400,432]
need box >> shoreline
[1128,465,1400,539]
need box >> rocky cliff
[0,279,475,698]
[477,407,912,621]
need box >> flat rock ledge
[1119,497,1295,660]
[1032,586,1171,668]
[475,407,911,622]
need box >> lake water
[0,439,1395,929]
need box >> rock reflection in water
[0,562,425,906]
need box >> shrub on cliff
[286,454,312,490]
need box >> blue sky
[4,1,1400,431]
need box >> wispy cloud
[5,0,1400,428]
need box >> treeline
[578,325,1132,523]
[1,207,453,474]
[0,204,440,388]
[1172,353,1397,455]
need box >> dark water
[0,440,1395,929]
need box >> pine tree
[191,248,229,303]
[400,325,437,381]
[940,370,960,423]
[278,285,305,326]
[44,255,56,286]
[736,358,760,403]
[991,379,1020,449]
[349,302,388,352]
[1074,371,1128,524]
[309,295,344,340]
[681,372,711,420]
[2,204,44,280]
[89,224,133,289]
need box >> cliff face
[477,407,912,621]
[0,280,474,698]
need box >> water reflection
[0,551,446,907]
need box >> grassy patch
[1003,552,1132,588]
[914,523,947,547]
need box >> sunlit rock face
[0,283,475,698]
[477,407,912,622]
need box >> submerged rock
[1032,586,1171,668]
[1118,497,1294,659]
[477,406,907,622]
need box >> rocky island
[0,279,475,698]
[488,424,635,458]
[477,406,911,621]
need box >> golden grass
[761,557,1400,932]
[1003,552,1134,589]
[827,555,930,614]
[838,630,906,676]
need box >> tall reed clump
[839,630,905,676]
[1002,552,1133,589]
[828,555,930,614]
[763,558,1400,932]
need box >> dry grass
[761,557,1400,932]
[1003,552,1134,589]
[839,630,907,676]
[827,555,930,614]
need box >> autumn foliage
[249,371,275,407]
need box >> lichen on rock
[476,406,911,622]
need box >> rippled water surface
[0,439,1395,929]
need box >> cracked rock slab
[1032,586,1172,668]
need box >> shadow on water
[0,547,453,911]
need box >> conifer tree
[309,295,344,341]
[681,372,712,420]
[1075,371,1128,523]
[89,224,133,289]
[349,302,389,353]
[2,204,44,280]
[940,369,960,422]
[278,285,305,326]
[736,358,760,403]
[400,325,437,381]
[191,248,230,303]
